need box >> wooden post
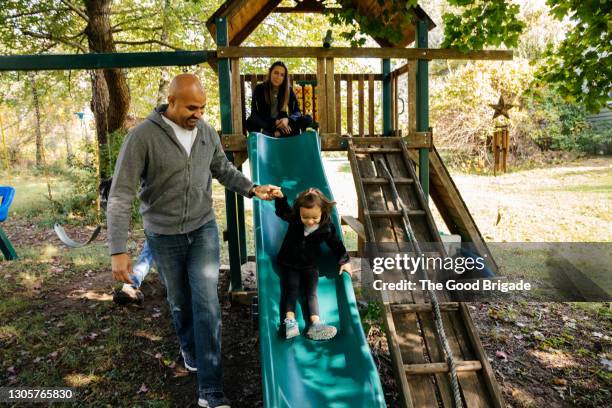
[368,74,375,136]
[216,16,243,291]
[335,75,341,134]
[407,60,417,138]
[358,75,364,136]
[326,58,336,133]
[416,20,430,200]
[347,74,353,135]
[316,58,327,132]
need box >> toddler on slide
[272,188,352,340]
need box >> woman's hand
[275,118,291,134]
[339,263,352,276]
[271,188,284,198]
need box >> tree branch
[21,30,88,53]
[60,0,89,22]
[114,39,182,50]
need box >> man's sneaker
[112,284,144,305]
[181,349,197,372]
[198,392,231,408]
[306,322,337,341]
[284,318,299,339]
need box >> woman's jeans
[246,114,313,136]
[146,219,223,395]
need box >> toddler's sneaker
[284,318,300,339]
[306,322,337,340]
[181,349,197,372]
[198,391,231,408]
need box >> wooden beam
[407,60,417,137]
[341,215,366,242]
[230,58,243,135]
[220,133,247,151]
[242,73,383,81]
[391,302,459,313]
[230,1,282,46]
[459,304,506,407]
[404,360,482,375]
[218,47,514,60]
[219,133,430,152]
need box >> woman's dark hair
[293,188,336,225]
[265,60,290,113]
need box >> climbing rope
[376,157,464,408]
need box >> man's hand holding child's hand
[339,263,352,276]
[252,185,282,200]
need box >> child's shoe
[284,318,299,339]
[306,322,337,340]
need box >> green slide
[247,131,386,408]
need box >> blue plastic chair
[0,186,15,222]
[0,186,17,260]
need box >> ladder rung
[354,147,402,154]
[365,210,425,217]
[391,302,459,313]
[362,177,414,185]
[404,361,482,375]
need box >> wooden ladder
[347,137,505,408]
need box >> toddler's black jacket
[274,196,350,269]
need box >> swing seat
[0,186,15,222]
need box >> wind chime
[489,95,514,174]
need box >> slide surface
[248,131,385,408]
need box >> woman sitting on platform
[246,60,313,137]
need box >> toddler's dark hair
[293,188,336,225]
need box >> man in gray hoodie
[107,74,278,408]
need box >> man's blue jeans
[145,219,223,395]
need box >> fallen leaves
[496,350,509,361]
[137,383,149,394]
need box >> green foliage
[441,0,525,51]
[327,0,524,50]
[522,86,595,152]
[535,0,611,113]
[327,0,419,47]
[431,59,607,170]
[359,300,383,335]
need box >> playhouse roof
[206,0,435,48]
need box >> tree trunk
[61,123,73,161]
[156,0,172,106]
[84,0,130,179]
[29,72,43,169]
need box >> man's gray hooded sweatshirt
[107,105,254,255]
